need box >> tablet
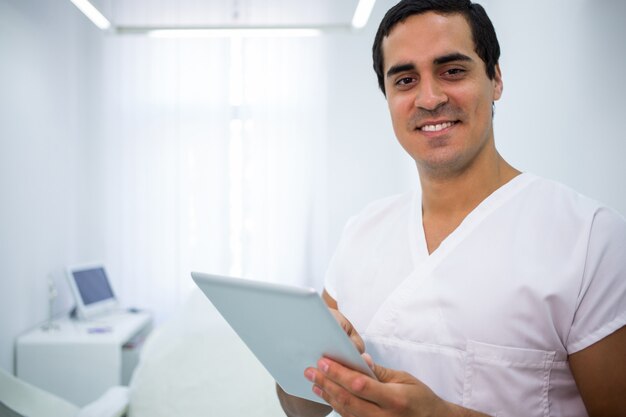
[191,272,375,404]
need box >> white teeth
[420,121,454,132]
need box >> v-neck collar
[408,173,537,270]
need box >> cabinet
[16,310,152,406]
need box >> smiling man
[277,1,626,416]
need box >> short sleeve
[566,207,626,353]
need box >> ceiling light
[70,0,111,30]
[123,27,323,38]
[352,0,376,29]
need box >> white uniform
[325,173,626,417]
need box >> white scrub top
[325,173,626,417]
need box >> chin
[416,152,470,178]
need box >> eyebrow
[386,63,415,79]
[386,53,474,79]
[433,52,473,66]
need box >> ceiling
[91,0,361,28]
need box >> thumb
[371,361,395,383]
[371,362,414,384]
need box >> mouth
[417,120,459,132]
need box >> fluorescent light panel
[146,28,322,38]
[352,0,376,29]
[70,0,111,30]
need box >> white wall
[0,0,99,373]
[488,0,626,216]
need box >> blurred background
[1,0,625,376]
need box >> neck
[418,146,520,221]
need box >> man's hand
[304,358,490,417]
[304,357,446,417]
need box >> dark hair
[372,0,500,95]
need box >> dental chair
[0,367,128,417]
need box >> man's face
[382,12,502,177]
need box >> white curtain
[93,34,329,322]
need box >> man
[277,1,626,416]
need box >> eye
[395,76,417,89]
[442,68,466,78]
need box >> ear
[492,63,503,101]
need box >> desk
[16,310,152,406]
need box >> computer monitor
[66,264,118,319]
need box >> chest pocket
[463,340,555,417]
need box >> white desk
[16,310,152,406]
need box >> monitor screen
[72,267,115,305]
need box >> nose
[414,76,447,111]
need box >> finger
[349,332,365,354]
[330,309,365,353]
[317,358,382,403]
[312,369,380,417]
[320,358,417,408]
[314,384,359,417]
[361,352,374,370]
[371,362,414,384]
[371,362,395,383]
